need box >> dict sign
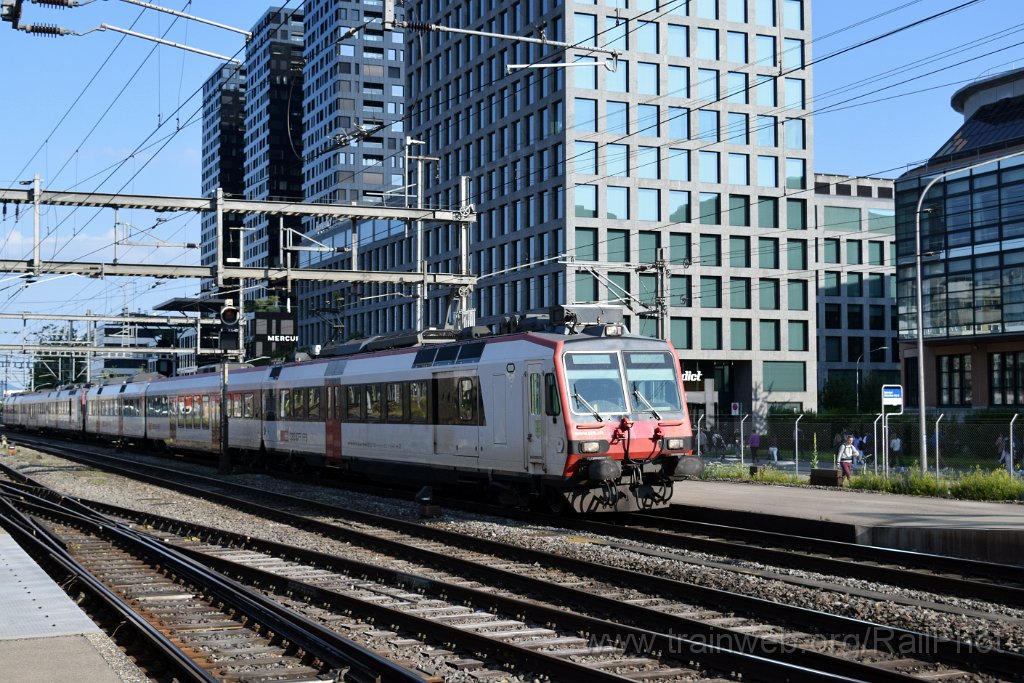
[881,384,903,408]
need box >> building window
[991,352,1024,406]
[700,276,722,308]
[670,149,690,182]
[938,354,972,407]
[823,238,839,264]
[760,320,780,351]
[788,280,807,310]
[607,186,629,220]
[731,277,751,308]
[638,188,660,221]
[574,98,597,131]
[731,319,751,350]
[699,234,721,266]
[730,236,750,268]
[699,192,721,225]
[575,185,597,217]
[607,101,628,133]
[575,228,597,261]
[758,237,779,268]
[669,190,690,222]
[759,279,780,310]
[671,318,692,349]
[608,229,629,262]
[825,336,841,362]
[824,303,841,328]
[764,361,806,392]
[607,143,629,176]
[701,318,722,350]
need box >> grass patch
[701,462,806,485]
[702,461,1024,501]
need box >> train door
[433,373,480,465]
[324,383,342,467]
[524,362,545,468]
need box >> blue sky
[0,0,1021,388]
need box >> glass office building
[405,0,816,420]
[894,67,1024,408]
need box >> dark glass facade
[895,155,1024,340]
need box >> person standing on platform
[749,430,761,463]
[838,435,858,484]
[890,433,903,470]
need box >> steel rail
[0,497,220,683]
[2,476,870,683]
[5,449,1017,680]
[0,482,428,683]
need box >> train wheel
[532,486,566,514]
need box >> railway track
[3,440,1022,681]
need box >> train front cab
[552,334,698,513]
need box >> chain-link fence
[694,412,1024,475]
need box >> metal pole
[696,413,705,460]
[1011,414,1019,477]
[740,413,749,467]
[856,354,861,416]
[794,414,803,476]
[32,174,41,272]
[415,155,424,331]
[215,188,225,288]
[873,413,882,475]
[218,360,230,474]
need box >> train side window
[345,385,361,421]
[293,388,306,420]
[385,382,404,422]
[545,373,561,416]
[458,377,475,422]
[409,380,428,423]
[530,373,542,416]
[279,389,291,420]
[308,387,321,420]
[325,386,334,420]
[201,396,210,429]
[365,384,382,421]
[243,393,255,419]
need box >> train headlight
[579,441,601,453]
[605,324,624,337]
[665,438,687,450]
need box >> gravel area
[6,444,1024,657]
[83,632,150,683]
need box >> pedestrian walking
[838,435,858,484]
[749,430,761,463]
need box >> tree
[819,374,856,413]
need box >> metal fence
[694,412,1024,476]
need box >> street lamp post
[913,149,1024,476]
[855,346,888,415]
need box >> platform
[0,530,137,682]
[671,480,1024,566]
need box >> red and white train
[3,308,700,512]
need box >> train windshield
[563,352,628,418]
[623,352,682,414]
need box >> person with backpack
[838,435,858,484]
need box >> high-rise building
[297,0,410,346]
[813,173,900,401]
[241,7,305,286]
[895,67,1024,409]
[199,64,247,296]
[405,0,815,421]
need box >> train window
[279,389,291,420]
[530,373,542,416]
[325,386,334,420]
[563,353,628,416]
[409,380,428,422]
[413,348,438,367]
[293,388,306,420]
[365,384,382,421]
[623,351,683,412]
[308,388,321,420]
[434,346,459,366]
[385,382,404,422]
[458,378,475,422]
[201,396,211,429]
[456,342,485,364]
[243,393,255,419]
[545,373,561,416]
[345,385,361,421]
